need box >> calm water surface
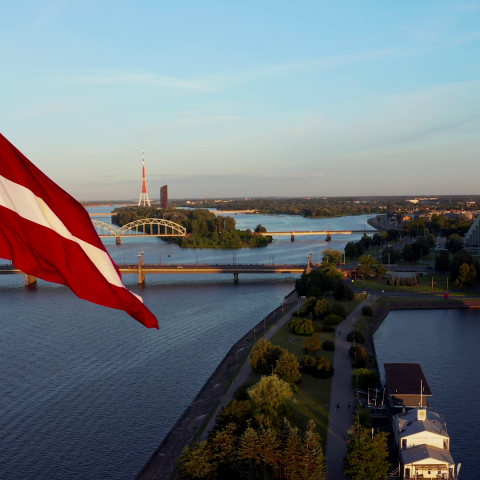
[0,210,374,479]
[374,309,480,480]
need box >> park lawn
[354,315,372,335]
[352,274,465,294]
[269,318,335,449]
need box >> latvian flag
[0,133,159,329]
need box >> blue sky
[1,1,480,200]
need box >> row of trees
[112,206,272,248]
[179,375,327,479]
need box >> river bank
[136,288,299,480]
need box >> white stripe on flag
[0,173,124,289]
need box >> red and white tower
[138,145,151,207]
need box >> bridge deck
[257,230,371,236]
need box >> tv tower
[138,144,151,207]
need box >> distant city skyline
[1,1,480,200]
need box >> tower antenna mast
[138,143,151,207]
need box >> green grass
[352,274,469,295]
[354,315,372,335]
[268,317,335,447]
[327,295,363,314]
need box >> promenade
[326,296,371,480]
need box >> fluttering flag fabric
[0,133,159,329]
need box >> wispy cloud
[66,72,215,91]
[65,48,401,93]
[453,31,480,44]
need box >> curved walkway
[326,296,371,480]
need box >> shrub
[304,296,318,313]
[330,303,347,319]
[313,356,334,378]
[274,351,302,384]
[361,306,373,317]
[289,318,315,336]
[301,355,318,373]
[303,335,322,354]
[313,322,323,333]
[314,298,329,318]
[323,314,343,327]
[250,339,285,375]
[347,330,365,344]
[292,308,308,317]
[322,340,335,351]
[301,355,334,378]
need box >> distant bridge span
[91,219,186,244]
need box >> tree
[179,440,217,479]
[347,330,365,344]
[212,423,239,476]
[214,400,252,435]
[304,296,318,313]
[314,298,329,319]
[254,224,267,233]
[374,263,387,278]
[303,335,323,354]
[435,250,450,274]
[357,255,381,277]
[320,261,342,278]
[446,234,464,253]
[274,351,302,385]
[300,420,327,479]
[322,248,342,264]
[343,420,390,480]
[381,246,401,264]
[333,280,355,301]
[352,368,378,389]
[248,375,295,428]
[455,263,477,289]
[289,318,315,335]
[238,426,261,476]
[349,345,368,368]
[402,244,418,262]
[250,339,273,373]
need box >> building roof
[394,409,449,439]
[401,444,455,465]
[384,363,432,396]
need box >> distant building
[160,185,169,209]
[465,214,480,246]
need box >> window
[402,439,407,449]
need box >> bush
[292,308,308,317]
[330,303,347,319]
[347,330,365,344]
[323,314,343,327]
[303,335,322,354]
[361,306,373,317]
[301,355,334,378]
[289,318,315,336]
[313,356,334,378]
[322,340,335,351]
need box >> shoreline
[136,288,299,480]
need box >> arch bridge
[91,219,186,244]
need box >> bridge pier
[291,234,295,242]
[138,268,145,284]
[233,272,239,284]
[116,237,121,245]
[25,274,37,286]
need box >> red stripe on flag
[0,134,108,251]
[0,205,158,328]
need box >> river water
[0,210,374,480]
[374,309,480,479]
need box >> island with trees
[111,206,272,248]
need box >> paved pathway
[200,298,304,440]
[326,296,372,480]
